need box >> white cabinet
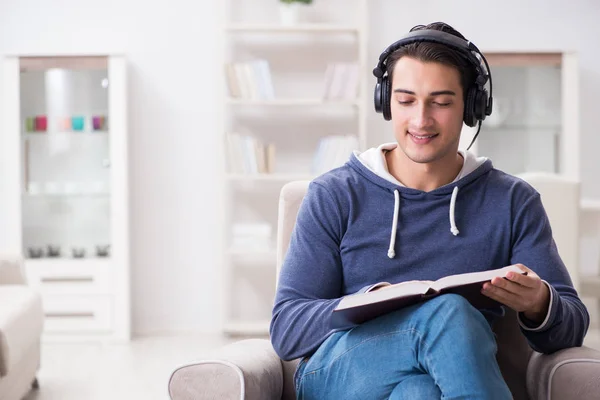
[0,55,130,342]
[221,0,368,335]
[461,52,579,181]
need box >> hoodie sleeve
[510,191,590,354]
[270,181,353,361]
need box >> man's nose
[411,103,433,128]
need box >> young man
[270,22,589,399]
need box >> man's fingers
[492,276,536,295]
[482,283,523,309]
[504,271,538,289]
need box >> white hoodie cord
[388,187,459,259]
[449,186,460,236]
[388,189,400,258]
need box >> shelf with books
[222,0,369,336]
[224,59,361,103]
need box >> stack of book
[225,133,276,175]
[312,135,359,176]
[224,59,275,100]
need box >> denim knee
[427,293,484,318]
[426,293,496,343]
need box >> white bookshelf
[226,23,360,34]
[221,0,369,336]
[226,98,362,107]
[226,173,313,182]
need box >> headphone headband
[373,30,490,94]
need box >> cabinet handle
[45,312,95,318]
[40,276,94,283]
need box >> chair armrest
[168,338,283,400]
[526,345,600,399]
[0,255,26,285]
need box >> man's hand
[481,264,550,324]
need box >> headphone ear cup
[474,89,489,122]
[374,81,383,114]
[463,87,477,127]
[382,77,392,121]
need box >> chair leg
[31,377,40,390]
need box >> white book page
[337,280,432,310]
[430,265,525,292]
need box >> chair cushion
[0,285,44,377]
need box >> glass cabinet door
[20,57,111,260]
[461,52,579,180]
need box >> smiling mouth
[408,132,438,139]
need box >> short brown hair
[386,22,477,98]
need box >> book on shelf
[226,132,276,175]
[322,62,360,101]
[225,59,275,100]
[331,265,527,329]
[312,135,358,175]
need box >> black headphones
[373,29,493,128]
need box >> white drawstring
[388,189,400,258]
[449,186,460,236]
[388,186,460,259]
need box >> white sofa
[0,255,44,400]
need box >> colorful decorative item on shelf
[25,117,35,132]
[71,116,85,131]
[58,117,72,131]
[34,115,47,131]
[92,115,107,131]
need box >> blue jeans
[294,294,512,399]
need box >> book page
[430,265,525,292]
[337,280,432,310]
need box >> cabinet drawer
[41,295,112,333]
[25,259,112,295]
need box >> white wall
[0,0,598,335]
[0,0,226,335]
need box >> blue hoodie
[270,145,589,361]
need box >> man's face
[390,57,465,165]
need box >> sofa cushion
[0,285,44,377]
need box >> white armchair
[168,179,600,400]
[0,255,44,400]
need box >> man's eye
[434,102,451,107]
[397,100,413,105]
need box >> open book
[331,265,527,329]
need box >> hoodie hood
[350,143,491,258]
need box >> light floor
[23,334,235,400]
[21,329,600,400]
